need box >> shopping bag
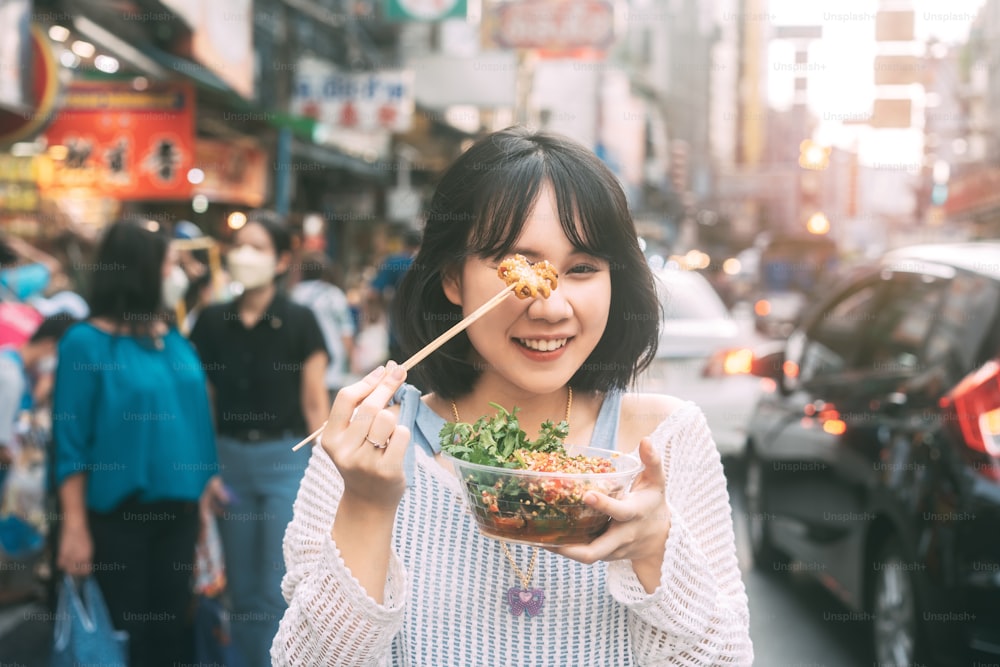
[50,573,129,667]
[193,593,248,667]
[194,510,226,597]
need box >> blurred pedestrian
[0,234,63,302]
[190,209,329,667]
[291,252,356,399]
[369,228,420,362]
[51,219,218,667]
[0,316,76,499]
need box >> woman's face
[443,182,612,396]
[233,221,276,258]
[228,221,289,288]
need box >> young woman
[53,219,217,667]
[272,128,753,665]
[191,210,329,667]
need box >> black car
[744,242,1000,667]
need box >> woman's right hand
[321,361,410,512]
[57,523,93,577]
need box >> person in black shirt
[190,210,328,667]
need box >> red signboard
[491,0,615,51]
[40,81,195,200]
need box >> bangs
[465,152,615,261]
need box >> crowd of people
[0,126,750,666]
[0,213,404,665]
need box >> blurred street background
[2,0,999,664]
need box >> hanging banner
[489,0,615,51]
[39,81,195,200]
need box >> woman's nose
[525,286,572,321]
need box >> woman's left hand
[549,438,670,583]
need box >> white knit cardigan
[272,401,753,666]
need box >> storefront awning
[289,138,392,181]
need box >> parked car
[744,242,1000,667]
[637,267,761,458]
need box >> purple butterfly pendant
[506,587,544,617]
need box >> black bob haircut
[393,126,660,398]
[87,219,170,336]
[29,314,79,344]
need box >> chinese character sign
[40,81,195,200]
[291,57,414,134]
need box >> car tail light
[941,359,1000,480]
[702,348,753,377]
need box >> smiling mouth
[515,338,569,352]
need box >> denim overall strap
[391,383,444,488]
[589,389,623,451]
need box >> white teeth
[518,338,567,352]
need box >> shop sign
[491,0,615,51]
[292,57,414,133]
[385,0,466,21]
[39,81,195,200]
[193,138,267,207]
[943,167,1000,218]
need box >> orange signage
[40,81,195,200]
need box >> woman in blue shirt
[52,219,216,667]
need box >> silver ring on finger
[365,434,388,449]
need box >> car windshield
[656,272,730,320]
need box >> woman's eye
[567,263,600,274]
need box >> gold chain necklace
[450,387,572,618]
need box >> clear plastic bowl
[443,445,644,546]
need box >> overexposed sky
[765,0,985,165]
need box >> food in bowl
[440,404,643,546]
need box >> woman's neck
[451,381,574,436]
[238,283,276,325]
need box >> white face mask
[162,265,190,309]
[227,245,276,290]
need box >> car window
[797,280,882,383]
[860,274,947,374]
[924,273,1000,383]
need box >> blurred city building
[1,0,997,280]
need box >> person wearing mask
[291,252,356,400]
[191,210,329,667]
[52,219,217,667]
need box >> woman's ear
[442,268,462,307]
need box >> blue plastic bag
[0,514,43,558]
[50,573,129,667]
